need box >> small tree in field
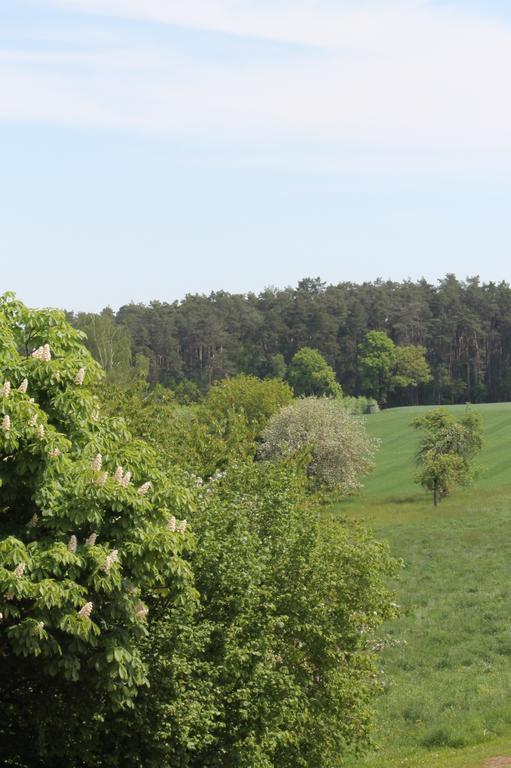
[413,406,483,505]
[0,294,194,766]
[260,397,378,493]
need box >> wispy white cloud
[3,1,511,168]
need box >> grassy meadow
[328,404,511,767]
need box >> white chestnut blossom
[28,414,37,427]
[17,379,28,394]
[14,562,26,578]
[75,367,86,385]
[85,533,98,547]
[49,447,61,458]
[78,602,93,618]
[101,549,119,572]
[120,471,132,488]
[42,344,52,362]
[91,453,102,471]
[95,471,108,487]
[68,535,77,553]
[114,466,124,484]
[137,481,151,496]
[2,381,11,398]
[31,346,44,359]
[1,415,10,432]
[177,519,188,534]
[167,516,177,532]
[37,424,45,439]
[134,603,149,620]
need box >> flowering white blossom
[1,414,10,432]
[177,519,188,534]
[2,381,11,398]
[137,481,151,496]
[31,346,44,359]
[14,562,26,578]
[49,447,61,458]
[120,471,132,488]
[28,414,37,427]
[114,466,124,483]
[17,379,28,394]
[101,549,119,572]
[37,424,45,439]
[0,612,3,620]
[134,602,149,620]
[36,621,45,632]
[5,592,15,601]
[95,471,108,487]
[85,533,98,547]
[68,535,77,553]
[42,344,51,362]
[78,602,93,618]
[91,453,102,471]
[27,514,38,528]
[167,516,177,532]
[75,367,86,385]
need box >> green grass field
[328,404,511,768]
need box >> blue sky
[2,0,511,311]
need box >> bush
[260,397,379,492]
[101,460,399,767]
[100,375,293,478]
[339,395,379,415]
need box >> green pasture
[329,403,511,767]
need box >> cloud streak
[3,1,511,168]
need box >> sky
[2,0,511,311]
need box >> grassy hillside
[329,403,511,768]
[358,402,511,498]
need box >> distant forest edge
[67,275,511,406]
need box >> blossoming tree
[0,294,194,763]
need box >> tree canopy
[286,347,342,398]
[0,294,195,764]
[413,406,483,505]
[260,397,378,492]
[69,274,511,406]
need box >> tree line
[69,274,511,405]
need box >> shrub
[102,459,398,768]
[339,395,379,415]
[259,397,379,492]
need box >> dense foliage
[100,460,398,768]
[286,347,342,398]
[413,406,483,505]
[358,331,430,406]
[99,375,292,477]
[0,294,195,766]
[1,295,398,767]
[260,398,379,492]
[69,274,511,405]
